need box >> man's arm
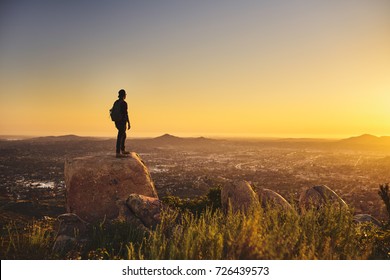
[124,101,131,130]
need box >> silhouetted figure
[111,89,131,158]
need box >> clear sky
[0,0,389,138]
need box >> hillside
[338,134,390,150]
[27,135,107,142]
[136,133,221,147]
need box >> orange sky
[0,1,389,138]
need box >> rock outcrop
[258,188,294,212]
[52,213,88,252]
[64,153,158,223]
[299,185,347,212]
[221,180,259,213]
[126,194,162,228]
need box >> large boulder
[126,194,162,228]
[299,185,347,212]
[258,188,294,212]
[221,180,259,213]
[64,153,158,223]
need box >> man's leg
[121,130,127,153]
[115,122,126,155]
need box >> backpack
[109,100,122,122]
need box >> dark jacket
[116,99,130,124]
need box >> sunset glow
[0,0,389,138]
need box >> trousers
[115,121,127,154]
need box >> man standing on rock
[111,89,131,158]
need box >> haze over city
[0,0,389,138]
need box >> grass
[1,201,388,260]
[0,218,57,259]
[133,204,380,260]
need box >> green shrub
[379,184,390,224]
[370,229,390,259]
[162,187,221,214]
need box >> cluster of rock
[54,153,382,251]
[220,180,382,227]
[64,153,158,223]
[54,153,161,251]
[221,179,298,213]
[220,180,345,213]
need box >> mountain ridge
[4,133,390,148]
[339,134,390,146]
[146,133,219,145]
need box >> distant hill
[340,134,390,144]
[143,134,219,146]
[7,133,390,151]
[27,135,105,143]
[153,134,183,143]
[338,134,390,149]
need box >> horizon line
[0,132,386,141]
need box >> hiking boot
[121,150,131,155]
[116,153,127,158]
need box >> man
[114,89,131,157]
